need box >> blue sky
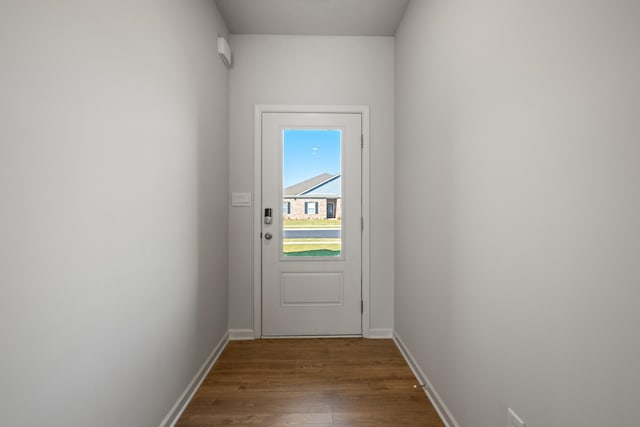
[283,129,341,188]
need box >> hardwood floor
[176,338,444,426]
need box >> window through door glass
[282,129,342,257]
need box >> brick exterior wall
[283,198,342,220]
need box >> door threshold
[261,334,363,339]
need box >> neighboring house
[283,173,342,220]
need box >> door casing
[253,105,371,338]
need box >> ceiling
[214,0,410,36]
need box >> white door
[261,112,362,336]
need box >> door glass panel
[282,129,342,257]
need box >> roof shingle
[284,173,338,196]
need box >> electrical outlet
[508,408,525,427]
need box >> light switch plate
[231,192,252,207]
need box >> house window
[283,201,291,215]
[305,201,318,215]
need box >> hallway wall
[394,1,640,426]
[0,1,229,426]
[228,35,395,335]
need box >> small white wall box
[231,192,251,207]
[218,37,232,67]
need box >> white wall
[0,1,229,426]
[395,1,640,426]
[228,35,394,334]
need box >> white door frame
[253,105,371,338]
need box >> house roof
[284,173,340,197]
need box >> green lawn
[283,243,340,251]
[284,238,341,243]
[281,220,341,256]
[283,219,341,228]
[284,247,341,257]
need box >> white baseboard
[368,328,393,338]
[159,331,229,427]
[229,329,255,340]
[393,331,459,427]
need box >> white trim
[229,329,255,340]
[253,106,262,338]
[262,335,362,339]
[393,331,459,427]
[254,105,371,339]
[361,109,371,338]
[368,328,393,339]
[159,331,229,427]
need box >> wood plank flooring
[176,338,444,426]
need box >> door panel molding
[253,105,370,338]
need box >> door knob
[264,232,273,240]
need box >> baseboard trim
[368,328,393,339]
[229,329,255,340]
[159,331,229,427]
[393,331,459,427]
